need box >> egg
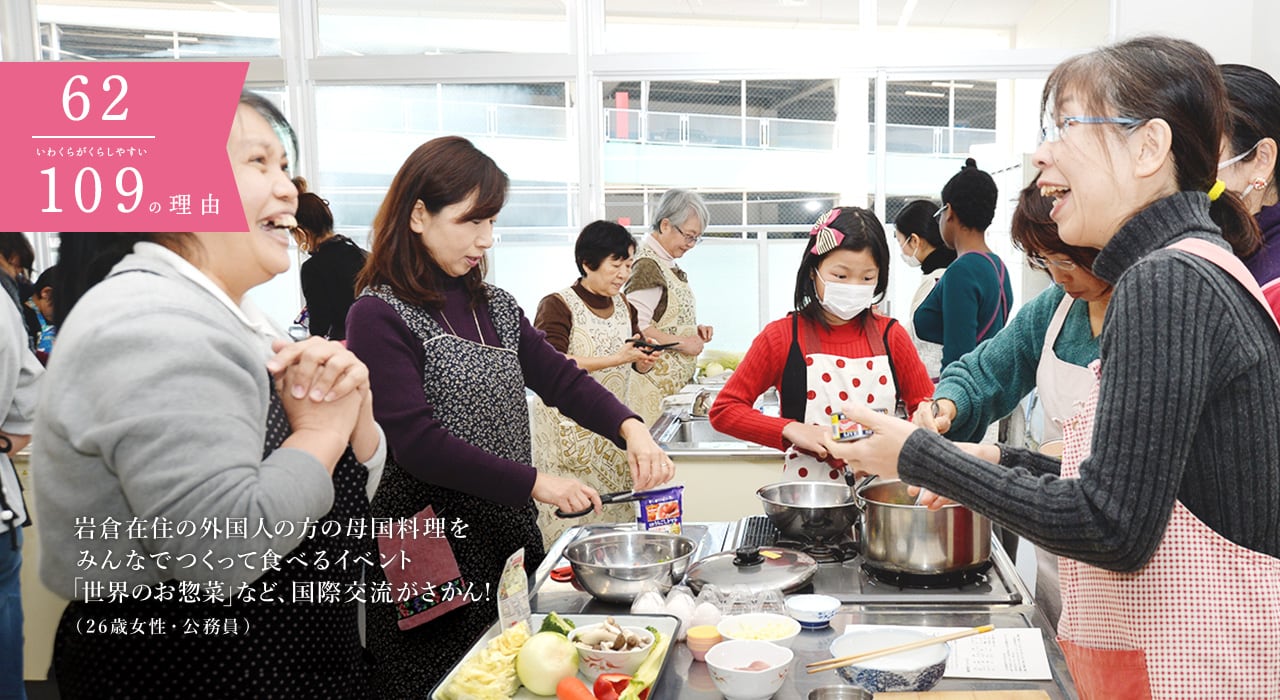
[630,590,666,616]
[690,601,723,628]
[665,591,697,640]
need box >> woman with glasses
[291,186,368,340]
[913,159,1013,371]
[1219,63,1280,312]
[893,199,957,380]
[825,37,1280,698]
[625,188,715,423]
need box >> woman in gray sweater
[33,93,384,698]
[827,37,1280,699]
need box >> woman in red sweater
[709,206,933,481]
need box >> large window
[36,0,280,60]
[316,0,569,56]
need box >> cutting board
[876,692,1052,699]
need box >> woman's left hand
[268,337,369,403]
[821,403,920,480]
[620,418,675,491]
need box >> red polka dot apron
[1055,238,1280,700]
[779,313,900,482]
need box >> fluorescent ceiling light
[804,200,821,212]
[931,81,975,89]
[210,1,248,13]
[691,79,720,84]
[897,0,918,30]
[904,90,947,98]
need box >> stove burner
[861,561,993,589]
[775,538,858,564]
[737,516,857,563]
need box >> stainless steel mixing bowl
[563,531,697,602]
[757,481,860,544]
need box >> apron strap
[863,312,905,417]
[1168,238,1280,333]
[780,313,808,421]
[974,252,1010,342]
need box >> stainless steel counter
[532,524,1078,700]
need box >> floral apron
[779,313,900,481]
[1055,239,1280,699]
[361,285,545,697]
[630,244,699,424]
[532,288,636,544]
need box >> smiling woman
[33,91,384,699]
[345,136,675,696]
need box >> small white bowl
[704,639,794,700]
[827,629,949,693]
[568,623,655,683]
[717,612,802,649]
[785,594,841,630]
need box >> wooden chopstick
[805,624,994,674]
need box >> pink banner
[0,62,249,232]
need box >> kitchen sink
[652,413,775,454]
[662,417,734,444]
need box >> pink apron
[1055,238,1280,699]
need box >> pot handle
[846,472,877,509]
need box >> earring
[1252,178,1269,193]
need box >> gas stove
[728,515,1027,606]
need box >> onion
[516,631,579,695]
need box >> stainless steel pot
[855,478,990,575]
[757,481,860,544]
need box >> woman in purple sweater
[346,136,674,696]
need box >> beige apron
[531,289,637,546]
[630,244,699,424]
[1028,293,1096,629]
[1055,238,1280,699]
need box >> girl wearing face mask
[894,200,957,380]
[709,207,933,482]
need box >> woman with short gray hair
[625,188,715,422]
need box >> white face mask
[819,278,876,320]
[898,236,921,268]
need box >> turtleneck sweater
[899,192,1280,572]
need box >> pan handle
[554,490,639,519]
[846,472,877,509]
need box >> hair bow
[809,208,844,255]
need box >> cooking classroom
[4,1,1280,699]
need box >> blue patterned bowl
[827,629,949,693]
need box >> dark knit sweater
[301,235,366,340]
[900,192,1280,572]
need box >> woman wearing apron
[709,207,932,481]
[346,137,674,696]
[625,189,714,424]
[825,37,1280,698]
[913,181,1112,627]
[531,220,659,545]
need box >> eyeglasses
[1039,116,1144,144]
[671,223,702,246]
[1028,254,1078,272]
[932,204,948,225]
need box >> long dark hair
[1043,36,1260,257]
[1221,63,1280,201]
[356,136,508,309]
[793,206,890,327]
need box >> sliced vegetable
[438,621,529,700]
[616,627,667,700]
[592,673,631,700]
[555,676,595,700]
[540,611,577,636]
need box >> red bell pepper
[592,673,649,700]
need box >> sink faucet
[690,389,714,417]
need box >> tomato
[592,673,631,700]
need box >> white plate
[430,612,681,699]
